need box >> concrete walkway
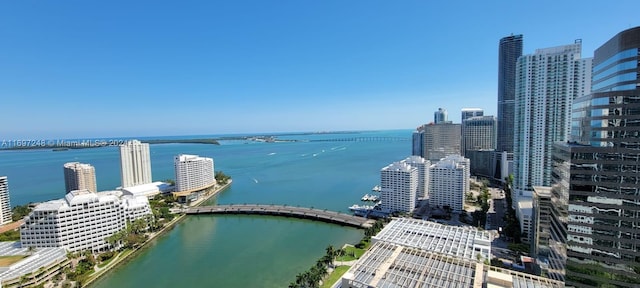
[333,260,358,266]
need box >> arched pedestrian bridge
[185,204,375,228]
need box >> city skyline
[1,1,639,138]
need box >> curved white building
[174,154,215,193]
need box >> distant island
[0,131,367,151]
[1,139,221,151]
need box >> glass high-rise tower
[549,27,640,287]
[497,34,523,153]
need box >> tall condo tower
[119,140,152,188]
[461,115,497,156]
[0,176,12,225]
[402,156,430,201]
[548,27,640,287]
[63,162,97,193]
[513,41,592,202]
[380,161,418,213]
[497,34,523,153]
[428,155,469,213]
[414,123,461,162]
[433,108,449,124]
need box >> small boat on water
[348,204,375,211]
[348,203,391,217]
[372,185,381,192]
[361,194,379,201]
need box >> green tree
[12,204,32,221]
[214,171,231,185]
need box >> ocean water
[0,130,411,287]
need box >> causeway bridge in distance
[185,204,375,228]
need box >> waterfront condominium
[513,41,592,203]
[461,108,483,122]
[497,34,523,154]
[428,155,469,213]
[0,176,11,225]
[461,115,497,157]
[380,161,418,213]
[412,122,461,162]
[119,140,152,188]
[547,27,640,287]
[174,154,215,193]
[401,156,430,201]
[63,162,97,193]
[20,189,151,252]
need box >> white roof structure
[121,195,151,209]
[342,241,479,288]
[484,266,565,288]
[122,181,171,198]
[382,161,415,173]
[34,190,122,211]
[372,218,492,260]
[0,242,67,282]
[341,241,564,288]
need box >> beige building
[63,162,97,193]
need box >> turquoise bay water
[0,130,410,287]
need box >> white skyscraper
[428,155,469,213]
[64,162,97,193]
[174,154,215,193]
[402,156,430,201]
[0,176,12,225]
[380,161,418,213]
[513,41,592,201]
[119,140,152,188]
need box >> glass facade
[497,34,523,153]
[550,27,640,288]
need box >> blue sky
[1,1,638,138]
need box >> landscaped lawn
[0,255,27,266]
[336,246,365,261]
[321,265,350,288]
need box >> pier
[185,204,375,228]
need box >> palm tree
[321,255,333,267]
[325,245,335,260]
